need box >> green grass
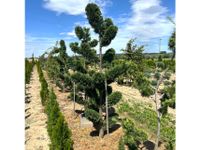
[117,101,175,148]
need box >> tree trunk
[99,126,104,138]
[73,82,76,116]
[171,49,175,61]
[154,112,161,150]
[99,37,102,72]
[98,36,104,138]
[98,105,104,138]
[154,69,167,150]
[83,58,86,69]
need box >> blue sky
[25,0,175,57]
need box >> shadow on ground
[90,124,121,137]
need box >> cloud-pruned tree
[70,26,99,68]
[85,3,118,71]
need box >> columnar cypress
[37,61,73,149]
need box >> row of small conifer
[36,61,73,150]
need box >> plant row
[25,59,34,84]
[36,61,73,150]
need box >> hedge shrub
[25,59,34,84]
[37,61,73,150]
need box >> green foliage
[168,30,176,60]
[144,59,156,69]
[118,137,125,150]
[51,114,73,150]
[103,48,115,64]
[122,39,144,65]
[151,80,158,86]
[133,73,154,97]
[69,59,86,73]
[154,72,161,80]
[85,3,118,48]
[106,63,129,84]
[56,80,64,91]
[90,39,98,47]
[163,59,175,67]
[156,61,165,70]
[70,26,98,65]
[85,3,103,34]
[25,59,34,84]
[164,72,171,80]
[158,55,162,61]
[101,25,118,47]
[85,108,102,124]
[45,39,69,84]
[63,74,73,90]
[69,42,79,54]
[37,61,49,105]
[164,80,171,86]
[75,26,84,40]
[144,72,151,78]
[40,78,49,105]
[71,72,93,88]
[46,57,60,81]
[118,102,175,148]
[71,64,126,136]
[37,62,73,149]
[108,91,122,107]
[120,118,148,149]
[161,82,176,109]
[117,76,124,85]
[139,83,154,97]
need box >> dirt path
[25,67,50,150]
[44,71,123,150]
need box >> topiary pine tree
[70,26,99,68]
[45,40,72,91]
[85,3,118,71]
[102,48,115,65]
[85,3,118,136]
[71,63,128,138]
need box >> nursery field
[25,3,175,150]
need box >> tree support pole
[73,82,76,116]
[105,78,109,134]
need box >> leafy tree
[168,30,176,60]
[122,39,144,66]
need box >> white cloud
[108,0,175,53]
[25,34,76,57]
[43,0,112,15]
[67,31,76,37]
[36,0,174,55]
[59,32,66,35]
